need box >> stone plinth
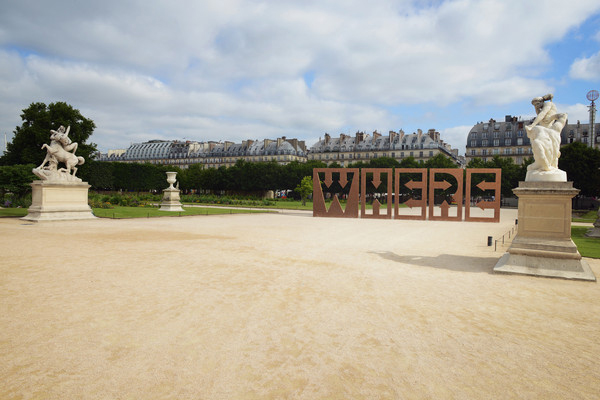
[494,181,596,281]
[22,181,96,222]
[159,188,184,212]
[585,210,600,238]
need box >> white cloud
[569,51,600,81]
[439,125,472,156]
[1,0,600,153]
[559,103,592,123]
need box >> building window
[517,130,523,137]
[482,149,487,155]
[493,149,499,155]
[481,132,487,139]
[505,138,512,146]
[429,151,433,157]
[493,139,499,146]
[517,148,523,154]
[471,149,476,156]
[493,131,499,138]
[505,131,512,138]
[471,140,477,147]
[517,138,523,145]
[505,148,512,155]
[482,140,488,146]
[419,151,423,157]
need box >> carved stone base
[525,168,567,182]
[22,181,96,222]
[159,188,184,212]
[585,213,600,238]
[494,238,596,281]
[493,181,596,281]
[586,227,600,238]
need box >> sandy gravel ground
[1,209,599,399]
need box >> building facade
[96,137,308,169]
[465,115,600,165]
[308,129,463,166]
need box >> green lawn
[573,210,599,223]
[182,199,313,210]
[0,208,28,217]
[0,206,269,219]
[92,206,270,219]
[571,226,600,259]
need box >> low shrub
[0,193,31,208]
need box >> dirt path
[1,210,599,399]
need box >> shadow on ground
[369,251,500,274]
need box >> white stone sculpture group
[525,94,567,182]
[33,125,85,182]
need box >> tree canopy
[0,102,97,166]
[558,142,600,197]
[82,159,328,194]
[295,176,313,206]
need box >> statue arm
[529,102,552,128]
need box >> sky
[1,0,600,157]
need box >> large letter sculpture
[361,168,392,219]
[465,169,501,223]
[312,168,359,218]
[428,169,463,221]
[395,169,427,220]
[313,168,501,222]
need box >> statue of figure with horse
[32,125,85,182]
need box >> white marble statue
[525,94,567,182]
[33,125,85,182]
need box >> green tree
[398,157,420,168]
[0,164,36,200]
[559,142,600,197]
[83,160,114,190]
[424,153,458,168]
[295,176,313,206]
[1,102,97,167]
[369,156,400,168]
[485,156,520,197]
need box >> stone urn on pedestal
[159,172,184,212]
[493,94,595,281]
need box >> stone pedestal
[159,188,184,212]
[585,210,600,238]
[494,181,596,281]
[22,181,96,222]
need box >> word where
[312,168,501,223]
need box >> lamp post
[587,90,598,148]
